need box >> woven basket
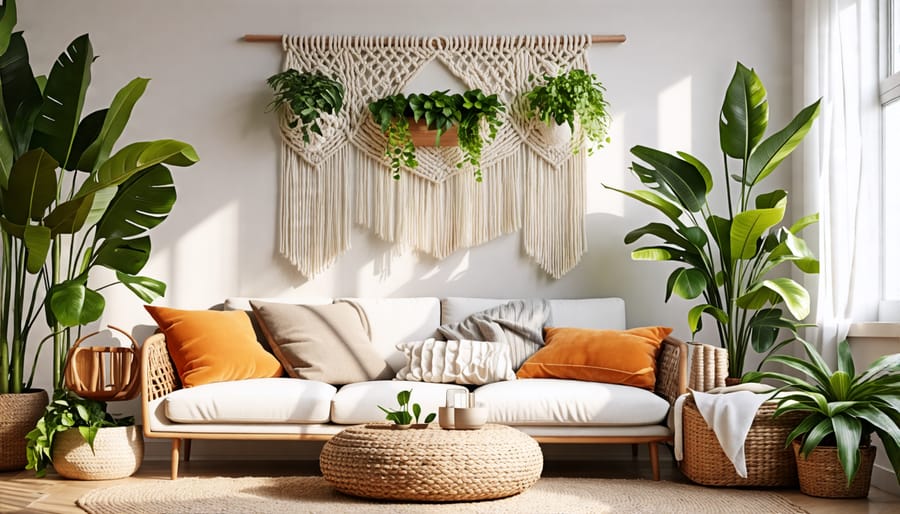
[0,389,49,471]
[321,424,543,501]
[681,396,803,487]
[793,441,875,498]
[52,425,144,480]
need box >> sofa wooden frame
[141,333,687,480]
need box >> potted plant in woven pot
[378,389,436,429]
[604,62,821,379]
[523,68,611,154]
[744,338,900,498]
[266,69,344,143]
[0,0,198,470]
[368,89,505,181]
[25,389,141,479]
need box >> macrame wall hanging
[272,34,599,279]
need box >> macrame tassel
[279,144,351,277]
[521,148,586,279]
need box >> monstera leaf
[94,164,176,240]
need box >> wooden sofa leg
[631,444,639,457]
[184,439,192,462]
[648,442,660,481]
[171,439,181,480]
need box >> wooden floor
[1,452,899,513]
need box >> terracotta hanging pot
[407,118,459,147]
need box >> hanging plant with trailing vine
[266,69,345,143]
[524,69,611,154]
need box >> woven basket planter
[0,389,49,471]
[681,396,803,487]
[52,425,144,480]
[793,441,876,498]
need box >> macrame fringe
[522,149,586,279]
[356,152,523,259]
[279,144,351,277]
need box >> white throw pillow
[395,339,516,385]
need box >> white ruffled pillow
[395,338,516,385]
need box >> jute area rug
[77,476,807,514]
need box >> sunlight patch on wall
[586,112,626,216]
[171,202,239,306]
[658,76,692,152]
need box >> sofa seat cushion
[165,378,336,424]
[473,379,669,426]
[330,380,468,424]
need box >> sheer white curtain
[792,0,881,363]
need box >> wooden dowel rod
[242,34,626,44]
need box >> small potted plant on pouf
[378,389,435,429]
[523,68,611,154]
[25,389,141,480]
[745,338,900,498]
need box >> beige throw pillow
[395,338,516,385]
[250,301,393,384]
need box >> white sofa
[141,297,687,479]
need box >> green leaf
[687,303,728,334]
[790,212,819,234]
[78,77,149,172]
[0,32,43,157]
[670,267,707,300]
[829,371,852,401]
[117,272,166,303]
[625,222,691,248]
[706,215,732,264]
[676,151,713,194]
[77,140,198,198]
[43,193,94,236]
[0,0,17,56]
[93,235,151,275]
[730,198,786,260]
[630,146,709,212]
[424,412,436,424]
[64,108,106,171]
[23,224,50,274]
[3,148,58,224]
[601,185,684,222]
[719,62,768,160]
[746,99,821,185]
[397,389,411,407]
[94,164,176,240]
[30,34,93,166]
[837,338,855,377]
[48,279,105,327]
[831,414,863,486]
[763,278,811,320]
[412,403,421,422]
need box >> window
[881,0,900,301]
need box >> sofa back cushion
[337,297,441,372]
[250,301,393,384]
[441,297,627,330]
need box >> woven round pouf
[52,425,144,480]
[320,424,543,501]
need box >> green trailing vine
[524,69,611,154]
[267,69,345,143]
[368,89,505,181]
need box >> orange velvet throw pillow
[516,326,672,390]
[145,306,283,388]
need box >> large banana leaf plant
[744,338,900,487]
[604,62,821,376]
[0,0,198,394]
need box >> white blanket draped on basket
[276,35,592,279]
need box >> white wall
[19,1,792,391]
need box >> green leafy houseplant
[524,68,611,155]
[378,389,436,426]
[24,389,133,477]
[266,69,344,143]
[604,62,821,377]
[744,338,900,488]
[368,89,505,181]
[0,0,199,394]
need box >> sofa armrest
[654,336,688,405]
[141,333,181,404]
